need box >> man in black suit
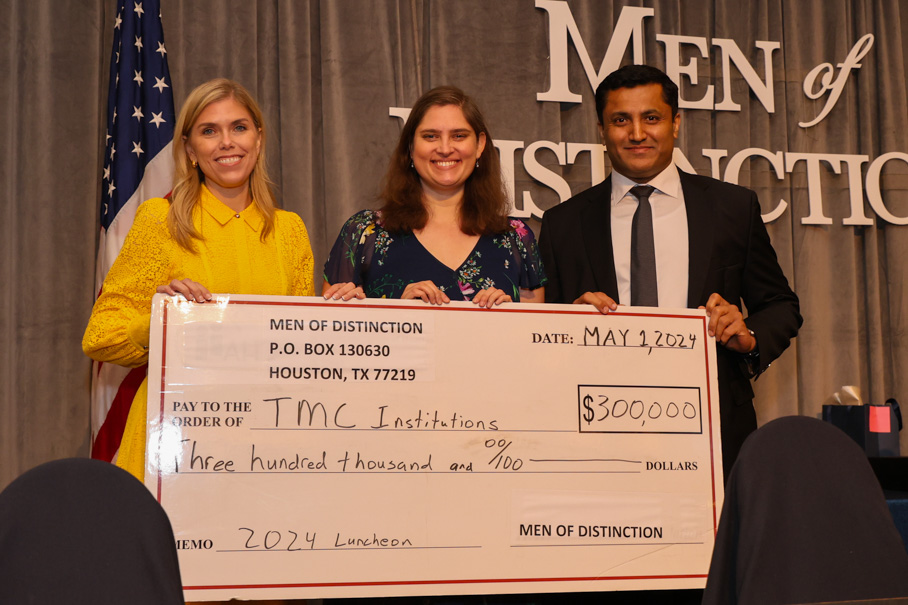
[539,64,801,476]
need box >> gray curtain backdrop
[2,0,906,490]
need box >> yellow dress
[83,186,315,481]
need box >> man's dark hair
[595,64,679,124]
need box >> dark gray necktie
[630,185,658,306]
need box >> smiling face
[184,96,262,201]
[410,104,487,200]
[598,83,680,183]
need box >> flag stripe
[90,365,148,462]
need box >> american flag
[91,0,175,462]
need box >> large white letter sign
[536,2,654,103]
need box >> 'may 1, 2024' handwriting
[530,326,698,353]
[581,326,697,352]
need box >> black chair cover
[703,415,908,605]
[0,457,183,604]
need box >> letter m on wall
[536,1,654,103]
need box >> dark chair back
[703,415,908,605]
[0,457,183,604]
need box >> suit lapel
[681,171,714,308]
[581,177,619,300]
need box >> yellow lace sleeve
[82,198,176,367]
[279,210,315,296]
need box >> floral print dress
[323,210,546,301]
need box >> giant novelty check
[145,294,724,601]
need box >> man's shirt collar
[610,162,682,206]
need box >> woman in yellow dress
[83,78,315,482]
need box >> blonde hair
[169,78,277,250]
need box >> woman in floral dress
[323,86,545,305]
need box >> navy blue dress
[324,210,546,300]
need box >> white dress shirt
[610,163,689,308]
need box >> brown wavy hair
[169,78,277,251]
[378,86,510,235]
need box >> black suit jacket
[539,170,802,474]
